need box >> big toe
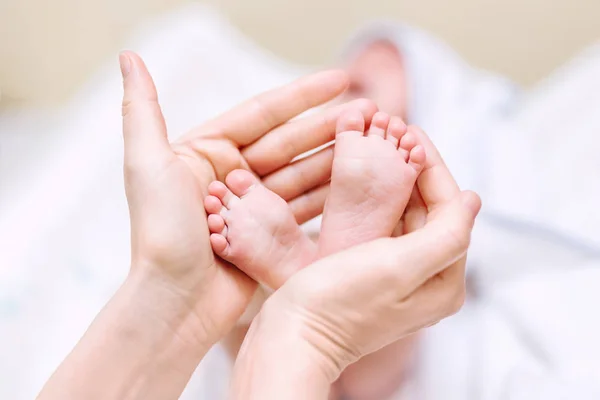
[225,169,260,197]
[336,109,365,139]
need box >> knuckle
[280,129,299,161]
[290,163,310,188]
[390,265,409,288]
[122,155,147,178]
[439,223,471,254]
[295,88,313,113]
[250,96,277,129]
[317,112,331,134]
[121,99,133,117]
[445,286,466,316]
[382,249,412,289]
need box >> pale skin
[229,137,482,399]
[206,86,476,400]
[215,39,438,400]
[36,50,481,400]
[37,51,378,400]
[220,39,420,400]
[204,109,426,285]
[339,38,420,399]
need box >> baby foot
[318,111,426,256]
[204,170,316,289]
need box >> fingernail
[119,52,131,79]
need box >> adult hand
[335,125,473,398]
[121,51,377,347]
[231,127,482,399]
[38,52,376,400]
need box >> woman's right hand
[231,127,482,399]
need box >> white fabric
[1,5,600,400]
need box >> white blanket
[1,5,599,399]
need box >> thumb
[120,51,171,168]
[381,190,482,288]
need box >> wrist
[122,268,216,357]
[104,273,214,397]
[231,298,344,399]
[221,285,272,360]
[38,271,214,400]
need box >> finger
[411,191,481,286]
[392,188,426,237]
[400,271,466,332]
[401,188,428,234]
[262,145,333,201]
[370,191,480,290]
[172,139,248,184]
[434,190,482,284]
[243,99,378,176]
[410,190,483,323]
[120,51,171,168]
[177,70,349,146]
[408,125,460,211]
[295,191,481,309]
[288,184,330,225]
[409,190,480,276]
[408,127,480,293]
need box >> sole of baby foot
[318,110,426,256]
[204,169,316,289]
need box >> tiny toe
[225,169,260,198]
[208,181,228,198]
[207,214,225,233]
[204,195,224,214]
[210,233,230,256]
[399,131,417,151]
[399,132,418,162]
[408,145,426,172]
[209,181,239,208]
[366,112,389,139]
[336,109,366,138]
[386,116,408,148]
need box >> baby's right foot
[319,111,426,256]
[204,170,316,289]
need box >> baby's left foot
[204,170,316,289]
[318,111,426,255]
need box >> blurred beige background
[1,0,599,107]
